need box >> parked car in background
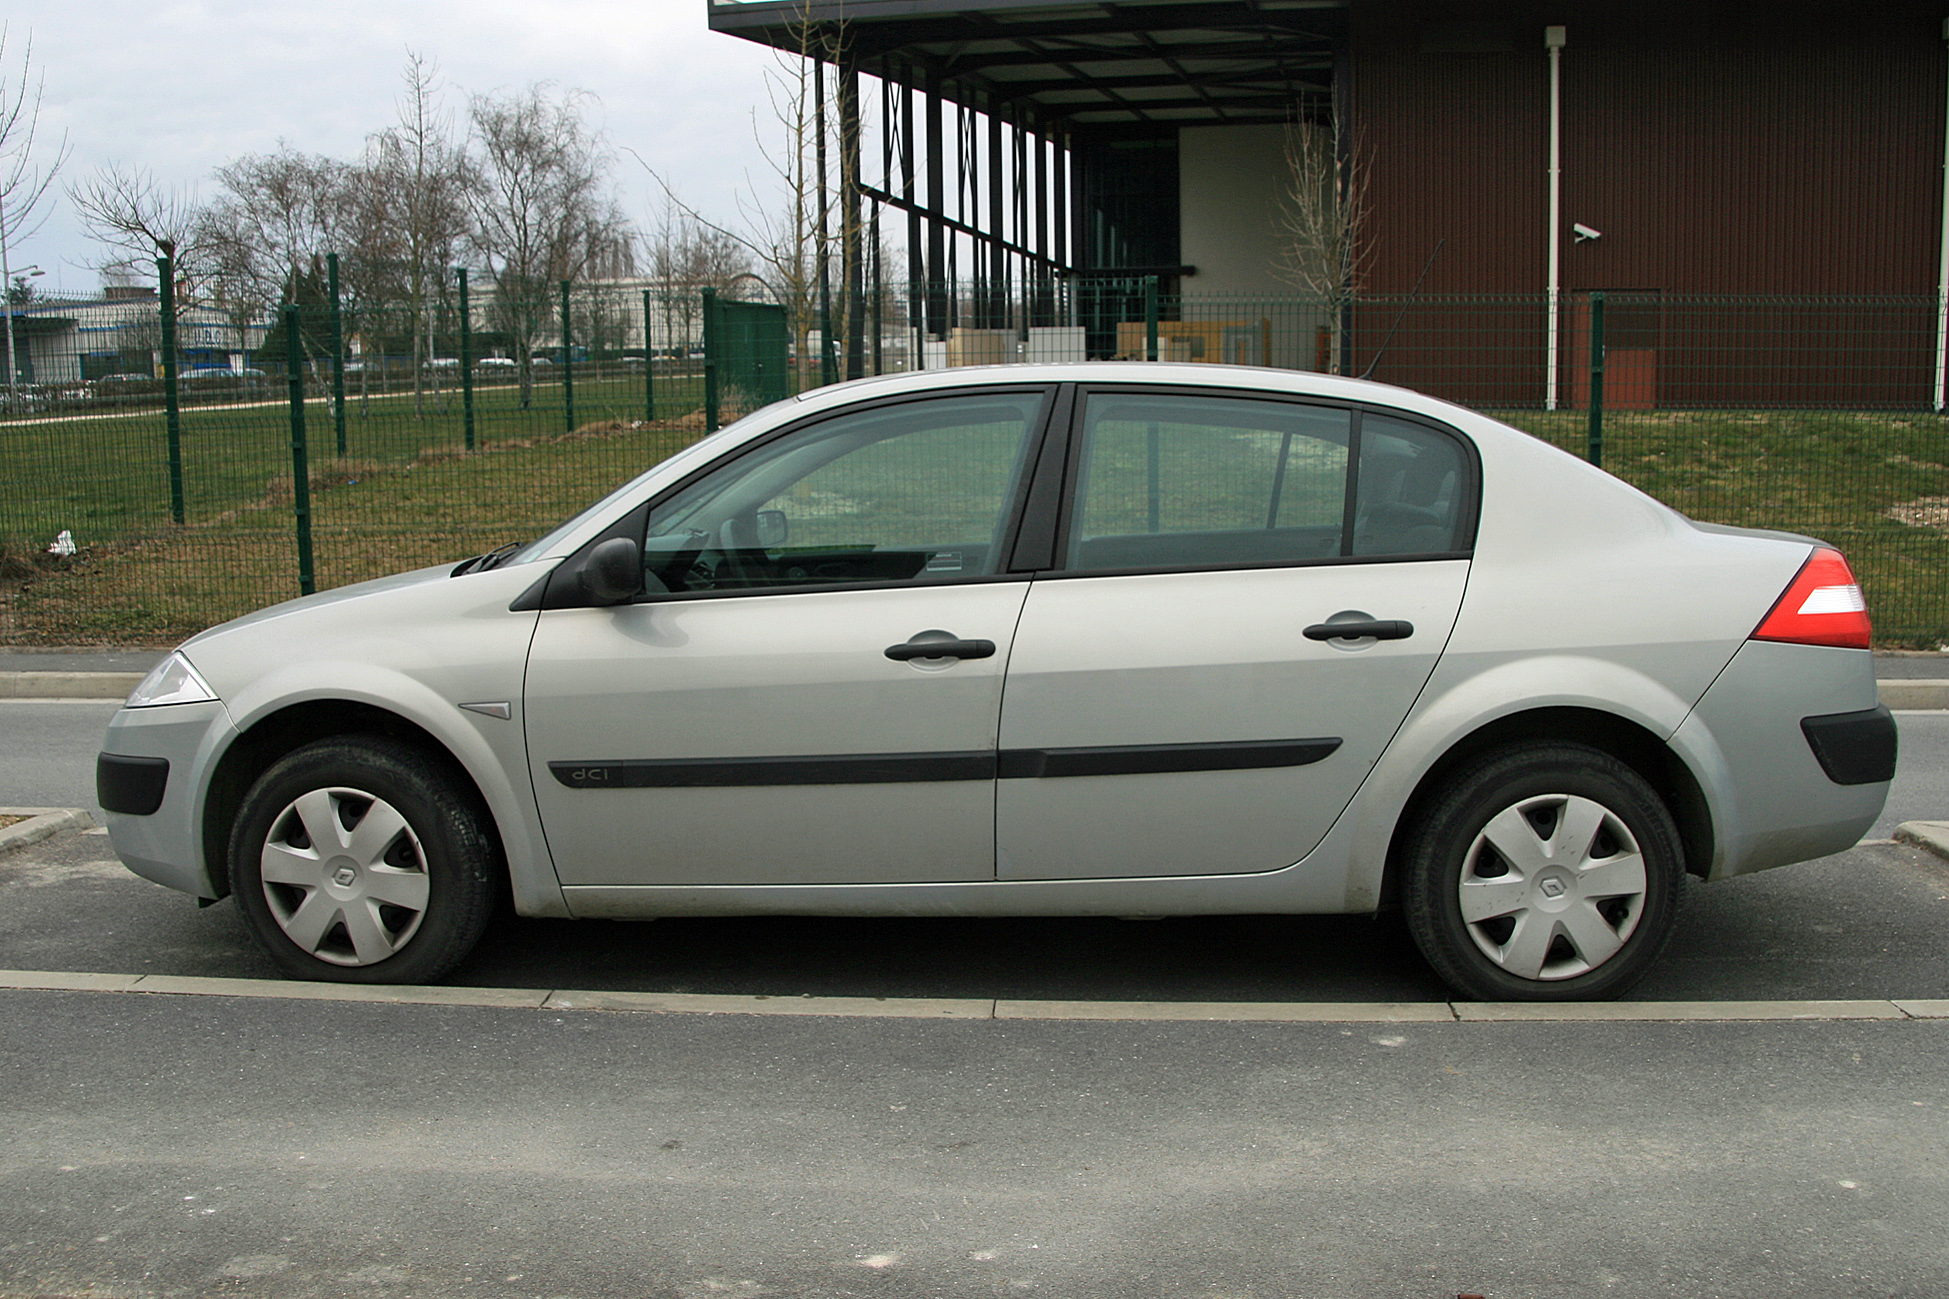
[90,373,161,397]
[96,363,1894,1000]
[180,366,268,387]
[0,385,50,414]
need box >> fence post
[1144,276,1159,362]
[560,280,575,435]
[156,255,185,525]
[702,287,720,433]
[284,305,315,597]
[327,252,347,456]
[642,288,655,424]
[458,268,476,451]
[1587,290,1606,469]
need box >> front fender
[218,660,566,918]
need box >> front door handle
[885,635,997,662]
[1303,619,1414,642]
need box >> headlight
[126,652,219,708]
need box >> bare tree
[193,222,272,372]
[467,83,635,407]
[645,197,753,358]
[355,51,473,408]
[0,26,68,394]
[1272,120,1370,373]
[204,145,350,309]
[636,2,862,391]
[68,162,203,273]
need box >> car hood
[179,561,465,650]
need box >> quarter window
[1352,414,1470,557]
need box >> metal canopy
[708,0,1345,134]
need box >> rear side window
[1064,392,1471,573]
[1067,394,1351,571]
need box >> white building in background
[5,287,270,385]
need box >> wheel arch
[1378,706,1714,908]
[200,700,499,900]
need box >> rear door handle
[885,637,997,661]
[1303,619,1414,642]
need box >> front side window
[644,390,1046,594]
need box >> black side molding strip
[1800,705,1897,786]
[997,737,1341,779]
[549,738,1341,789]
[551,752,996,788]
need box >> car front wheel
[1402,743,1685,1001]
[229,736,497,984]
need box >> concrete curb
[4,671,1946,708]
[1881,679,1949,710]
[0,807,94,855]
[2,969,1949,1023]
[0,671,143,700]
[1894,821,1949,863]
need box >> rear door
[996,389,1475,881]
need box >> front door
[524,388,1052,889]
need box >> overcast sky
[5,0,783,296]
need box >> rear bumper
[1672,640,1891,880]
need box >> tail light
[1751,548,1871,650]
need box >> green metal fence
[1,268,1944,648]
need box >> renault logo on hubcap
[1540,877,1568,899]
[333,866,357,887]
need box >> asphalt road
[2,988,1947,1299]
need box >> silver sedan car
[97,364,1895,1000]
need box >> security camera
[1572,223,1602,243]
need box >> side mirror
[755,508,789,549]
[581,536,643,605]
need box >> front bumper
[99,699,239,898]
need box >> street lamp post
[0,226,47,405]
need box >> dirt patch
[0,815,28,830]
[1884,497,1949,531]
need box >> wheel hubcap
[1457,793,1648,982]
[258,787,429,967]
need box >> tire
[229,736,498,984]
[1401,743,1684,1002]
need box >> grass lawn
[3,396,1945,647]
[0,372,702,555]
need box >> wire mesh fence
[1,270,1944,647]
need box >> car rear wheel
[1402,743,1684,1001]
[229,736,497,984]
